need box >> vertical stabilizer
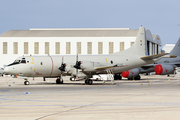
[113,26,146,56]
[169,37,180,56]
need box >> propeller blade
[59,56,66,71]
[76,54,78,79]
[62,56,64,64]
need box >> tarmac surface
[0,75,180,120]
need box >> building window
[77,42,81,54]
[3,42,7,54]
[24,42,28,54]
[66,42,71,54]
[109,42,113,54]
[87,42,92,54]
[55,42,60,54]
[45,42,49,54]
[13,42,18,54]
[120,42,124,51]
[131,42,134,46]
[98,42,103,54]
[34,42,39,54]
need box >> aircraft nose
[4,67,14,75]
[4,67,9,74]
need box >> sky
[0,0,180,46]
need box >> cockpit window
[14,60,21,63]
[21,60,26,63]
[7,57,27,66]
[8,60,21,66]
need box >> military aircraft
[121,37,180,80]
[4,26,168,85]
[0,68,4,77]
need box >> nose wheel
[24,81,30,85]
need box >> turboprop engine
[77,61,106,72]
[121,68,140,78]
[154,64,175,75]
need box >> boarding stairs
[106,69,115,84]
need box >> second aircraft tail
[169,37,180,56]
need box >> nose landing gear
[24,80,30,85]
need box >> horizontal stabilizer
[163,55,177,58]
[140,53,168,60]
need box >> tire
[88,80,93,85]
[85,79,88,84]
[118,75,122,80]
[70,77,75,81]
[24,81,30,85]
[134,75,141,80]
[60,80,63,84]
[56,79,60,84]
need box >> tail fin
[169,37,180,56]
[112,26,146,56]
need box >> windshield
[8,60,21,66]
[8,57,27,66]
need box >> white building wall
[0,37,136,67]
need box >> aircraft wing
[140,65,155,70]
[95,64,127,71]
[140,53,169,60]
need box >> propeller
[74,54,81,79]
[59,57,66,79]
[59,57,66,71]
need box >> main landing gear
[114,74,122,80]
[85,79,93,85]
[56,78,63,84]
[128,75,141,80]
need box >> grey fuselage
[140,56,180,73]
[5,54,157,78]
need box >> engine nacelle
[80,61,96,72]
[154,64,175,75]
[121,68,140,78]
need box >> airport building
[161,44,175,53]
[0,27,162,67]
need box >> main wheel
[134,75,141,80]
[60,80,63,84]
[114,74,118,80]
[85,79,89,84]
[128,78,133,80]
[24,81,30,85]
[118,75,122,80]
[88,79,93,85]
[56,79,60,84]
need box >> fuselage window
[41,62,43,65]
